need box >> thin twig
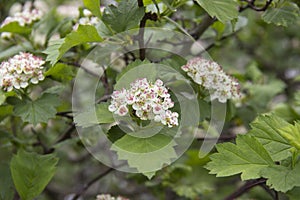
[59,61,99,77]
[71,167,115,200]
[100,70,110,95]
[224,179,267,200]
[32,128,53,154]
[56,111,73,119]
[191,14,216,40]
[197,31,241,55]
[96,94,111,104]
[196,135,236,142]
[54,124,76,144]
[239,0,273,12]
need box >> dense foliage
[0,0,300,199]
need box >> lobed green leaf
[10,150,58,200]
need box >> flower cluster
[73,9,100,30]
[1,7,43,39]
[181,57,241,103]
[96,194,129,200]
[108,78,179,128]
[0,52,45,91]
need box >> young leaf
[205,134,274,180]
[13,94,61,125]
[83,0,101,17]
[45,63,74,82]
[279,122,300,151]
[262,1,300,27]
[102,0,145,33]
[0,163,14,200]
[249,114,291,161]
[43,25,103,65]
[109,127,177,179]
[0,22,31,34]
[194,0,238,23]
[10,150,58,200]
[261,162,300,192]
[74,102,115,128]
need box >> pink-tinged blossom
[0,52,45,91]
[0,7,43,39]
[181,57,241,103]
[73,9,100,30]
[109,78,179,128]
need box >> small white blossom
[109,78,179,128]
[96,194,129,200]
[73,9,100,30]
[0,52,45,91]
[0,6,43,39]
[181,57,241,103]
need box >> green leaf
[205,134,274,180]
[0,105,13,122]
[245,62,263,82]
[287,187,300,200]
[262,1,300,27]
[246,79,285,112]
[45,63,74,82]
[83,0,101,17]
[261,162,300,192]
[249,114,291,161]
[0,22,31,34]
[102,0,145,33]
[10,150,58,200]
[109,126,177,178]
[13,94,61,125]
[273,103,300,122]
[194,0,239,23]
[74,102,115,128]
[278,122,300,151]
[43,25,103,66]
[0,163,14,200]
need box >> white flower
[73,9,100,30]
[96,194,129,200]
[1,8,43,27]
[109,78,179,128]
[0,52,45,91]
[181,57,241,103]
[0,6,43,39]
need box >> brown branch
[96,94,111,103]
[56,111,73,119]
[59,61,99,77]
[32,128,53,154]
[196,134,236,142]
[137,0,144,7]
[137,0,158,60]
[224,179,267,200]
[54,124,76,144]
[191,14,216,40]
[100,70,110,95]
[71,167,115,200]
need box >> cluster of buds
[181,57,241,103]
[96,194,129,200]
[73,9,100,30]
[1,7,43,39]
[108,78,179,128]
[0,52,45,91]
